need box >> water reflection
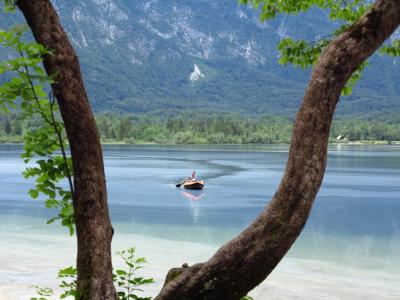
[181,190,205,223]
[180,190,205,202]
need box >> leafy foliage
[278,38,330,68]
[114,248,154,300]
[0,25,75,235]
[240,0,371,27]
[58,266,79,299]
[30,266,77,300]
[30,246,259,300]
[30,286,53,300]
[2,0,15,12]
[241,0,399,95]
[31,248,154,300]
[381,39,400,57]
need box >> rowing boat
[182,180,205,190]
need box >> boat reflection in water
[181,189,205,202]
[181,190,205,223]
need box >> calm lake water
[0,144,399,298]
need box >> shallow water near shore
[0,144,399,299]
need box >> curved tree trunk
[156,1,400,299]
[16,1,117,299]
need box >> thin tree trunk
[156,1,400,299]
[16,1,117,299]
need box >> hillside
[1,0,399,116]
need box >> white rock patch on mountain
[189,64,205,81]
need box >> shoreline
[0,140,399,146]
[0,232,399,300]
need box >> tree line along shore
[0,112,399,145]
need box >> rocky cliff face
[55,1,278,64]
[1,0,399,116]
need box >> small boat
[182,180,205,190]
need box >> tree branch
[155,1,400,299]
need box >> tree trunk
[156,1,400,299]
[16,1,117,299]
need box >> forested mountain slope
[1,0,399,116]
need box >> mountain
[1,0,400,117]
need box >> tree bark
[16,1,117,299]
[156,1,400,299]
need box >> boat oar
[176,179,186,187]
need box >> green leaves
[30,286,53,300]
[328,0,371,22]
[30,247,154,300]
[240,0,370,23]
[58,266,79,299]
[342,61,367,96]
[1,25,75,235]
[29,189,39,199]
[30,266,78,299]
[114,247,155,300]
[380,40,400,57]
[239,0,320,21]
[240,0,398,96]
[278,38,330,68]
[2,0,17,12]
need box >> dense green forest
[1,111,399,144]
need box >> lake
[0,144,399,299]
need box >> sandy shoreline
[0,232,399,300]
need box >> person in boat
[177,170,197,187]
[190,170,196,181]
